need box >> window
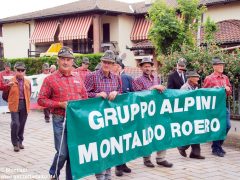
[0,43,3,58]
[103,23,110,43]
[0,25,2,37]
[72,39,93,54]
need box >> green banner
[67,88,226,179]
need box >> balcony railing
[28,49,40,57]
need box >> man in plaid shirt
[203,57,232,157]
[38,46,87,180]
[132,57,173,169]
[75,57,91,81]
[85,50,121,180]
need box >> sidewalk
[0,111,239,180]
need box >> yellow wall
[101,15,135,67]
[203,1,240,22]
[117,15,135,67]
[3,21,35,58]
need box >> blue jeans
[212,108,231,152]
[49,114,72,180]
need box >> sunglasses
[17,69,25,72]
[59,48,73,55]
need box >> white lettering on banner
[78,118,220,164]
[89,111,104,129]
[104,108,118,127]
[88,96,217,130]
[88,101,156,130]
[160,96,217,114]
[171,118,220,138]
[78,117,221,164]
[123,133,132,151]
[174,98,183,112]
[132,131,142,149]
[154,125,165,140]
[110,136,123,154]
[117,106,130,123]
[78,142,98,164]
[78,125,165,164]
[211,118,220,132]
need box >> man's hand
[225,85,231,93]
[108,91,118,101]
[96,92,108,99]
[59,101,67,109]
[149,85,166,92]
[7,81,14,87]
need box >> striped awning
[30,20,59,43]
[59,16,93,41]
[130,18,152,41]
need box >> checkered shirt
[203,72,232,96]
[38,70,88,116]
[74,66,91,81]
[132,73,160,91]
[84,69,122,98]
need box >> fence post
[233,85,236,114]
[238,84,240,115]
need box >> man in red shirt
[75,57,91,81]
[0,62,15,90]
[38,46,88,180]
[41,63,51,123]
[203,57,232,157]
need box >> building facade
[0,0,240,66]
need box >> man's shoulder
[89,70,98,76]
[181,83,189,90]
[169,70,177,77]
[44,71,58,81]
[121,73,132,79]
[222,74,229,79]
[85,70,98,80]
[205,73,215,79]
[135,74,144,80]
[76,66,84,71]
[24,78,31,84]
[111,72,120,78]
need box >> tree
[148,0,206,55]
[203,16,217,44]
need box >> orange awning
[30,20,59,43]
[130,18,151,41]
[59,16,93,41]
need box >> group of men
[0,45,231,180]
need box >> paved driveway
[0,111,239,179]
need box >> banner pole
[54,113,67,179]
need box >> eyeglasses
[102,61,114,65]
[59,48,73,55]
[17,69,25,72]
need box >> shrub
[2,53,102,75]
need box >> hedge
[1,53,102,75]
